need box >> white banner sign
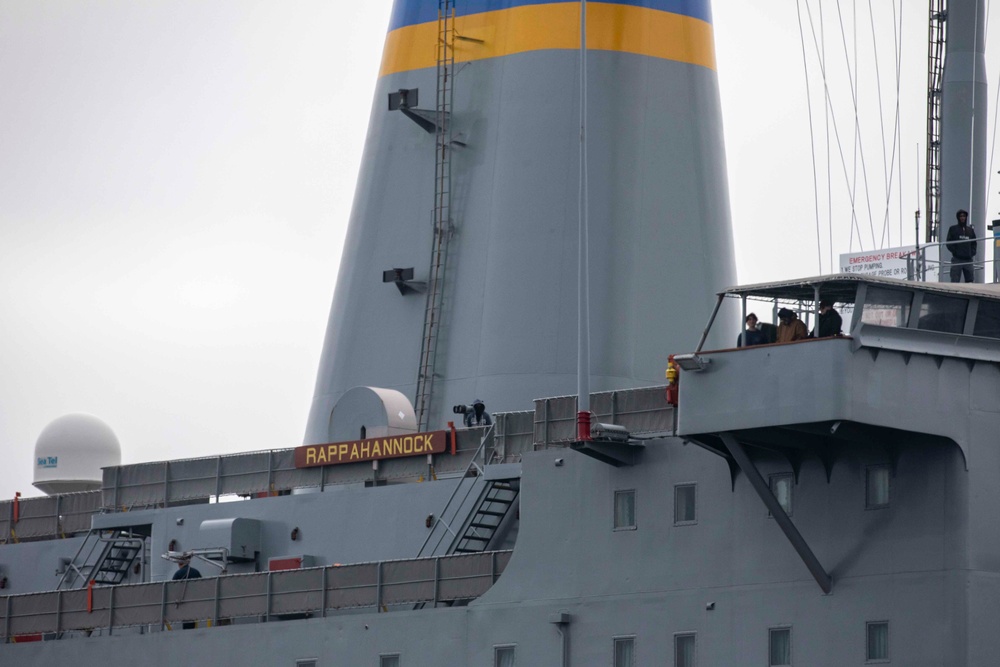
[839,244,939,279]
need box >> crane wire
[797,0,825,273]
[803,1,868,250]
[836,0,878,249]
[822,0,834,272]
[865,0,892,248]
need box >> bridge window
[973,300,1000,339]
[769,627,792,666]
[861,287,912,327]
[866,621,889,662]
[674,484,697,525]
[917,293,967,334]
[494,645,516,667]
[614,490,636,530]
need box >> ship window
[295,661,317,667]
[379,656,400,667]
[769,474,793,516]
[917,293,967,334]
[860,287,912,327]
[614,490,636,530]
[866,621,889,662]
[866,466,891,509]
[675,633,696,667]
[973,300,1000,338]
[769,627,791,665]
[494,645,516,667]
[674,484,696,525]
[613,636,635,667]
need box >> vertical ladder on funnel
[414,0,456,431]
[925,0,947,242]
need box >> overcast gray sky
[1,1,998,499]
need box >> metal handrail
[1,550,512,641]
[415,423,495,559]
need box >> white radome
[32,414,122,495]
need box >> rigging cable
[835,0,879,250]
[866,0,892,248]
[821,0,834,273]
[986,15,1000,211]
[797,0,824,273]
[804,1,867,250]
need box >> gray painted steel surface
[306,45,736,443]
[940,0,988,279]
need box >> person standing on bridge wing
[172,555,202,629]
[776,308,808,343]
[814,299,843,338]
[946,209,977,283]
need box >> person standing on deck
[737,313,768,347]
[946,209,977,283]
[814,300,843,338]
[776,308,808,343]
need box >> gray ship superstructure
[3,0,1000,665]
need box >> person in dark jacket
[815,299,842,337]
[737,313,768,347]
[172,556,202,629]
[464,399,492,427]
[946,209,977,283]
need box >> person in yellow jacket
[776,308,808,343]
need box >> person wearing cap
[946,209,977,283]
[737,313,768,347]
[814,299,843,338]
[776,308,808,343]
[464,399,492,427]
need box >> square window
[674,484,696,525]
[613,636,635,667]
[769,474,793,516]
[769,627,791,665]
[675,633,696,667]
[295,661,317,667]
[494,645,516,667]
[614,490,636,530]
[866,466,890,509]
[380,656,400,667]
[866,621,889,662]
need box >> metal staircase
[56,529,147,589]
[414,0,457,431]
[925,0,947,242]
[452,479,519,554]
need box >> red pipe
[576,410,591,441]
[12,492,20,523]
[87,580,95,613]
[448,421,457,455]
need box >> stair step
[477,510,507,517]
[462,535,489,542]
[469,522,498,529]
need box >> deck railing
[0,550,512,641]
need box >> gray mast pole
[577,0,591,440]
[939,0,987,282]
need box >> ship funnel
[306,0,736,441]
